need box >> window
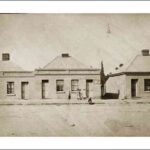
[56,80,64,92]
[2,53,10,61]
[7,82,14,94]
[71,80,79,91]
[144,79,150,91]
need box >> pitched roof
[126,55,150,72]
[43,54,93,70]
[111,54,150,75]
[0,60,24,72]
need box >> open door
[42,80,49,99]
[21,82,29,100]
[86,80,93,98]
[131,79,138,98]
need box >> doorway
[21,82,29,100]
[86,80,93,98]
[42,80,49,99]
[131,79,138,97]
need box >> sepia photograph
[0,13,150,137]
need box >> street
[0,102,150,136]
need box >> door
[21,82,29,100]
[131,79,138,97]
[86,80,93,98]
[42,80,49,99]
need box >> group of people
[68,89,94,104]
[77,89,86,100]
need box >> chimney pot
[142,49,149,56]
[2,53,10,61]
[62,53,70,57]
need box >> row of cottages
[0,53,101,100]
[106,49,150,99]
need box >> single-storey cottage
[106,49,150,99]
[0,53,101,100]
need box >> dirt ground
[0,102,150,136]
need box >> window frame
[7,82,15,95]
[56,80,64,92]
[71,79,79,91]
[144,79,150,91]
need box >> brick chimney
[2,53,10,61]
[62,53,70,57]
[141,49,149,56]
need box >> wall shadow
[102,93,119,99]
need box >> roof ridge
[43,55,60,69]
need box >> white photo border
[0,1,150,149]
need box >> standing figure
[77,88,82,100]
[82,89,86,99]
[68,91,71,100]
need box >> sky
[0,14,150,74]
